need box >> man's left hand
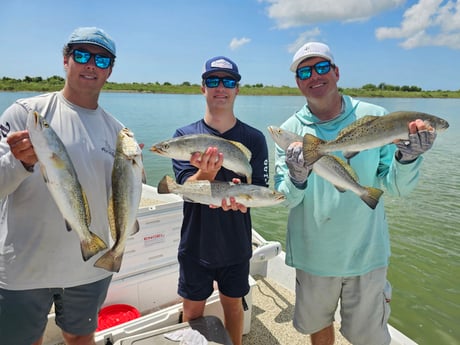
[395,119,437,163]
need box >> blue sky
[1,0,459,91]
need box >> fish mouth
[276,195,286,201]
[149,146,164,154]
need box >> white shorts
[294,267,391,345]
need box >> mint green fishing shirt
[274,95,423,276]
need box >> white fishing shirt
[0,92,123,289]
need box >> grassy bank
[1,78,460,98]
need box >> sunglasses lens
[297,61,332,80]
[297,67,312,80]
[205,78,220,88]
[72,49,111,69]
[315,61,331,75]
[73,50,91,64]
[94,55,112,69]
[205,77,237,88]
[222,78,236,88]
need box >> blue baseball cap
[202,56,241,81]
[66,27,116,57]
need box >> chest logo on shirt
[101,140,116,158]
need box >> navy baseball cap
[202,56,241,81]
[66,27,116,57]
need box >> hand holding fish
[190,146,224,180]
[286,142,311,189]
[395,119,437,163]
[6,130,38,170]
[217,196,248,213]
[210,178,248,213]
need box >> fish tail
[94,250,123,273]
[360,187,384,210]
[80,232,108,261]
[303,134,325,165]
[157,175,175,194]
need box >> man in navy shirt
[172,56,269,345]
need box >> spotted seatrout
[26,111,107,261]
[157,175,285,208]
[268,126,383,209]
[94,128,145,272]
[302,111,449,165]
[150,134,253,183]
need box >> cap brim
[68,40,116,57]
[202,69,241,81]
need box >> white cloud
[229,37,251,50]
[261,0,405,28]
[376,0,460,49]
[287,28,322,53]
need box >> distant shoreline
[1,80,459,98]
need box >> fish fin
[360,187,384,210]
[80,232,108,261]
[130,220,140,236]
[65,220,73,232]
[334,186,347,193]
[343,151,360,161]
[182,196,196,203]
[82,190,91,225]
[330,155,360,182]
[141,168,147,184]
[229,140,252,161]
[94,250,123,273]
[107,194,117,241]
[50,152,67,169]
[40,165,50,183]
[336,115,380,138]
[303,134,325,165]
[157,175,173,194]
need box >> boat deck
[244,274,350,345]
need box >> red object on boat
[96,304,141,331]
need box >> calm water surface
[1,92,458,345]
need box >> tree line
[1,76,459,98]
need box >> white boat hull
[43,184,417,345]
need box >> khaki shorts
[0,276,112,344]
[294,267,391,345]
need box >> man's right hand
[6,130,38,170]
[286,142,310,189]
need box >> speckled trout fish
[26,111,107,261]
[94,128,145,272]
[157,175,285,208]
[267,126,383,209]
[302,111,449,165]
[150,134,253,184]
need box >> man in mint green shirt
[274,42,438,345]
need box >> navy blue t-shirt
[172,119,269,268]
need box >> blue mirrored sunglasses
[71,49,112,69]
[296,61,332,80]
[204,77,237,89]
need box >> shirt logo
[0,121,10,139]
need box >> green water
[1,92,458,344]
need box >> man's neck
[308,94,343,121]
[204,109,237,134]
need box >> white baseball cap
[290,42,334,72]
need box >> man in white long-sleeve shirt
[0,27,124,345]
